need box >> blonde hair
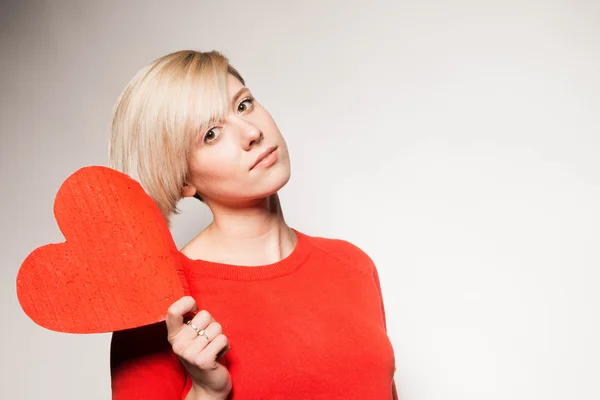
[108,50,245,224]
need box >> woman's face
[183,74,291,206]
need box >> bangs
[154,51,231,155]
[183,54,231,148]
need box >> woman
[108,50,398,399]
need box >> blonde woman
[108,50,398,400]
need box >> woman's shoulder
[302,231,376,276]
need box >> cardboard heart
[16,166,189,334]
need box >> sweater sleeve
[372,265,399,400]
[110,321,192,399]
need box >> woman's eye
[238,97,254,113]
[203,127,221,144]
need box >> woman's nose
[240,121,263,150]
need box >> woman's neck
[183,194,297,266]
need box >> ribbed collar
[179,229,312,281]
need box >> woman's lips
[250,146,278,170]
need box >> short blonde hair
[108,50,245,224]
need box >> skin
[165,73,297,400]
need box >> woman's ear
[181,182,197,198]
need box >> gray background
[2,0,599,399]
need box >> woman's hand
[166,296,232,400]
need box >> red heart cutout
[16,166,189,334]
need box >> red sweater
[110,230,398,399]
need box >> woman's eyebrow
[231,87,250,108]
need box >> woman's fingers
[180,311,214,342]
[199,334,230,367]
[164,296,232,395]
[166,297,223,355]
[201,322,223,343]
[166,296,198,341]
[184,333,230,369]
[180,322,223,361]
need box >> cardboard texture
[16,166,189,334]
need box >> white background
[1,1,599,399]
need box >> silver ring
[198,329,210,341]
[186,320,201,336]
[186,320,210,341]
